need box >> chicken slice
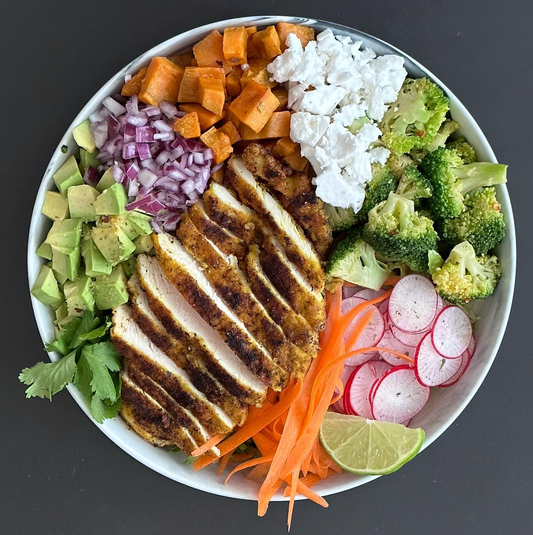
[136,254,266,406]
[154,233,288,391]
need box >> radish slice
[431,306,472,359]
[436,295,446,314]
[388,274,438,333]
[439,349,472,387]
[377,329,414,366]
[468,334,476,357]
[342,285,361,299]
[331,365,358,414]
[344,361,392,418]
[341,297,385,366]
[370,366,430,423]
[390,322,427,348]
[354,288,386,301]
[415,332,463,387]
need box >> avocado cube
[45,219,83,249]
[79,149,101,175]
[98,214,139,241]
[64,275,94,316]
[73,119,96,153]
[94,183,128,216]
[91,225,136,266]
[81,235,113,277]
[96,169,116,193]
[53,155,84,195]
[31,265,64,308]
[54,301,68,323]
[129,212,153,236]
[93,265,129,310]
[67,185,99,221]
[51,246,81,282]
[134,234,154,254]
[36,241,53,260]
[41,191,70,221]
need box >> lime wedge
[319,412,425,475]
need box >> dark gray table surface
[1,1,531,533]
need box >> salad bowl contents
[24,16,515,525]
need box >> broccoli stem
[454,163,507,195]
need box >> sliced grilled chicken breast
[112,305,235,436]
[154,233,288,390]
[177,216,310,377]
[136,254,267,405]
[128,275,248,425]
[226,157,324,292]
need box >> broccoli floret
[438,187,505,254]
[396,166,433,204]
[324,204,358,232]
[446,137,477,164]
[327,229,391,291]
[363,192,439,273]
[432,241,501,304]
[420,147,507,219]
[427,119,461,151]
[379,78,450,155]
[353,164,398,224]
[427,249,444,275]
[387,152,414,179]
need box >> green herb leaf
[77,321,111,342]
[73,351,93,398]
[19,351,77,400]
[82,342,122,402]
[183,456,195,465]
[69,311,102,349]
[44,317,82,355]
[90,395,121,424]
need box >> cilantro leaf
[82,342,122,402]
[69,311,102,349]
[73,351,93,398]
[90,395,121,424]
[19,351,77,400]
[77,320,111,342]
[44,317,82,355]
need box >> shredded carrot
[330,377,344,405]
[231,452,255,462]
[216,449,235,476]
[288,468,299,529]
[247,463,270,480]
[225,454,274,484]
[190,434,226,457]
[384,274,402,286]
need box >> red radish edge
[431,306,472,359]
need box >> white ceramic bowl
[27,16,516,501]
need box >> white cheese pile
[267,30,407,211]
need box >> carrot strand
[190,434,226,457]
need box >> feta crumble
[268,29,407,211]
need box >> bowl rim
[27,15,516,501]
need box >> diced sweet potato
[276,22,315,51]
[284,149,309,172]
[138,58,184,106]
[121,67,148,97]
[272,136,298,158]
[272,86,289,111]
[248,26,281,59]
[193,30,231,73]
[172,112,201,139]
[200,128,233,164]
[168,52,195,67]
[198,77,225,116]
[229,80,280,133]
[179,103,224,131]
[246,26,258,37]
[239,111,290,140]
[240,59,277,89]
[223,27,248,66]
[226,67,243,97]
[178,67,225,103]
[218,121,241,145]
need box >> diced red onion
[124,74,132,83]
[153,131,175,141]
[112,162,124,183]
[91,121,108,150]
[181,179,196,195]
[122,142,137,160]
[160,101,178,118]
[155,177,181,193]
[171,146,185,159]
[135,126,156,143]
[203,148,215,160]
[125,162,140,180]
[83,166,100,187]
[193,152,205,165]
[127,179,139,198]
[153,119,173,133]
[167,169,187,181]
[124,123,136,143]
[137,168,158,188]
[136,143,152,161]
[103,96,127,117]
[126,114,148,127]
[155,150,171,166]
[144,106,161,117]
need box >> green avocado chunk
[67,185,99,221]
[94,183,128,215]
[81,235,113,277]
[73,119,96,153]
[93,265,129,310]
[53,155,84,195]
[36,241,53,260]
[41,191,70,221]
[95,169,116,193]
[129,212,153,236]
[54,301,69,323]
[91,225,135,266]
[98,214,139,241]
[51,245,81,282]
[79,148,101,174]
[134,234,154,254]
[31,265,64,308]
[45,219,83,249]
[64,274,94,316]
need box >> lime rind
[319,412,425,476]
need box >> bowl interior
[27,16,516,501]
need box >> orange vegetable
[138,57,184,106]
[240,111,290,140]
[272,86,289,111]
[168,52,195,67]
[193,29,231,72]
[218,121,241,145]
[245,26,257,37]
[248,26,281,59]
[226,67,243,97]
[177,66,225,103]
[198,76,225,115]
[121,67,147,97]
[172,112,201,139]
[272,136,298,158]
[283,149,309,172]
[229,80,279,133]
[199,127,233,164]
[191,434,226,457]
[178,103,224,131]
[223,27,248,66]
[240,58,277,89]
[276,22,315,51]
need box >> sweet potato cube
[223,27,248,66]
[200,128,233,164]
[239,111,291,140]
[218,121,241,145]
[284,149,309,172]
[172,112,201,139]
[272,136,298,158]
[240,59,277,89]
[198,77,225,116]
[272,86,289,111]
[226,67,243,97]
[246,26,258,37]
[276,22,315,51]
[178,67,225,103]
[193,30,231,73]
[138,58,184,106]
[178,103,224,131]
[168,52,195,67]
[248,26,281,59]
[229,80,279,133]
[121,67,147,97]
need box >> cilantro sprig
[19,311,123,423]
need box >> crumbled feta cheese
[314,167,366,211]
[290,112,330,147]
[300,84,347,115]
[368,146,391,165]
